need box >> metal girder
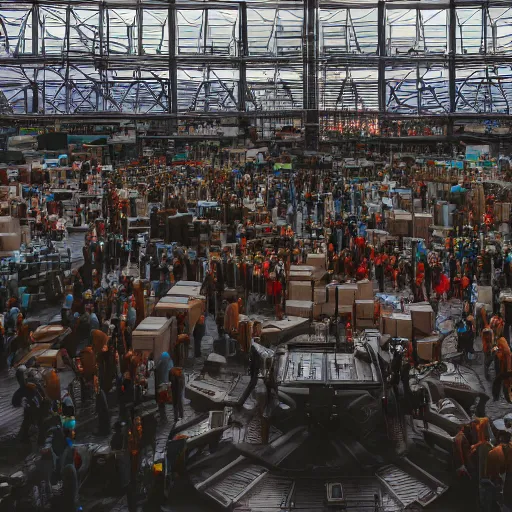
[1,0,512,121]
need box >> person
[482,327,497,381]
[193,314,206,358]
[485,431,511,511]
[170,366,185,422]
[12,366,47,443]
[494,336,512,402]
[471,417,495,512]
[61,293,74,327]
[453,424,472,479]
[504,299,512,347]
[502,431,512,511]
[155,352,173,422]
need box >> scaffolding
[1,0,512,148]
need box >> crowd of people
[3,151,512,511]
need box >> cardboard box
[413,213,433,243]
[356,279,374,300]
[0,216,20,235]
[338,284,358,306]
[409,304,434,336]
[390,220,410,236]
[288,265,314,281]
[416,335,440,361]
[0,233,20,251]
[289,281,313,302]
[321,302,353,317]
[357,318,375,329]
[307,253,326,271]
[393,313,413,340]
[356,300,374,320]
[339,305,354,317]
[381,315,397,337]
[286,300,313,318]
[314,285,327,304]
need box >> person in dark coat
[170,367,185,422]
[504,300,512,348]
[193,315,206,358]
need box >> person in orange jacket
[453,424,473,479]
[493,337,512,402]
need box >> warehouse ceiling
[0,1,511,118]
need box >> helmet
[63,294,73,310]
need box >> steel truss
[1,0,512,147]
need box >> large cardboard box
[0,216,20,235]
[0,233,20,251]
[413,213,433,243]
[409,304,434,336]
[356,300,374,320]
[289,265,314,281]
[357,319,375,329]
[321,302,335,316]
[338,284,358,306]
[321,302,353,317]
[356,279,374,300]
[314,286,327,305]
[289,281,313,301]
[381,315,397,337]
[307,253,326,271]
[416,335,440,361]
[393,313,413,340]
[286,300,313,318]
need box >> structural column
[169,0,178,134]
[303,0,319,151]
[377,0,386,115]
[32,2,39,113]
[448,0,456,135]
[238,3,247,113]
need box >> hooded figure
[155,352,173,421]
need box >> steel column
[304,0,319,151]
[449,0,456,113]
[238,3,247,112]
[137,3,144,56]
[448,0,456,135]
[377,0,386,114]
[31,2,39,112]
[169,1,178,133]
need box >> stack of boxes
[413,213,433,244]
[379,300,437,361]
[321,279,375,325]
[380,312,413,339]
[386,210,412,237]
[355,279,375,328]
[286,255,328,319]
[409,303,437,361]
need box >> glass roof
[0,1,511,115]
